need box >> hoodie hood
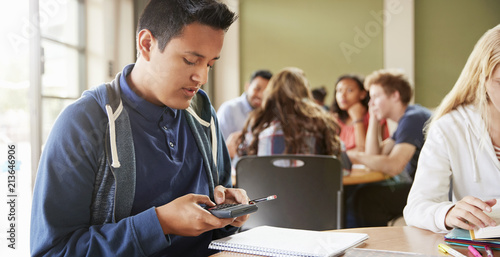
[84,71,218,170]
[455,105,498,182]
[186,91,219,170]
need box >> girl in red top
[330,74,389,152]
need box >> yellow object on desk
[438,243,467,257]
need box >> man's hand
[155,186,251,236]
[155,194,235,236]
[445,196,497,230]
[213,185,251,227]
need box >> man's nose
[192,66,209,85]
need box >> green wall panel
[240,0,500,109]
[240,0,384,106]
[415,0,500,109]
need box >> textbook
[445,228,500,250]
[470,201,500,240]
[208,225,369,257]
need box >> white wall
[213,0,240,109]
[86,0,135,89]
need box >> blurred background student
[311,86,329,111]
[217,69,273,159]
[330,74,389,153]
[237,67,342,158]
[404,24,500,233]
[346,69,432,228]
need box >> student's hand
[214,185,251,227]
[347,102,365,122]
[155,194,236,236]
[368,109,380,123]
[226,131,242,159]
[444,196,497,230]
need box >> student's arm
[404,122,495,232]
[348,103,367,152]
[225,131,242,159]
[31,100,169,257]
[365,112,383,154]
[348,142,415,176]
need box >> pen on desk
[249,195,277,204]
[484,246,493,257]
[438,243,467,257]
[469,245,483,257]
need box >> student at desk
[236,67,343,158]
[404,24,500,233]
[330,74,390,153]
[30,1,250,256]
[347,69,431,227]
[217,69,273,159]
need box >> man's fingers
[193,194,215,207]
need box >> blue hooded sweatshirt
[30,66,235,256]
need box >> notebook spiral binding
[209,241,322,257]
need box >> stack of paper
[470,202,500,240]
[445,228,500,250]
[209,225,369,257]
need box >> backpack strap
[104,74,137,222]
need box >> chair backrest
[236,154,343,231]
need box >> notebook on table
[208,225,369,257]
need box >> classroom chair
[235,154,343,231]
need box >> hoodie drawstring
[465,123,480,182]
[105,103,123,168]
[210,117,217,168]
[186,107,217,167]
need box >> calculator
[206,203,258,218]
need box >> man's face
[368,84,392,120]
[246,76,270,109]
[144,22,225,109]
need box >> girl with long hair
[237,67,342,157]
[404,24,500,233]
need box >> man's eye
[184,58,195,65]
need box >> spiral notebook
[208,226,369,257]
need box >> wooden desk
[211,226,500,256]
[343,168,389,185]
[233,167,388,186]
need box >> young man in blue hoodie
[30,1,250,256]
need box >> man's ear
[244,82,250,92]
[390,90,401,102]
[137,29,154,62]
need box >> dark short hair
[249,69,273,82]
[311,86,327,102]
[137,0,238,52]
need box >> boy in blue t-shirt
[346,69,432,227]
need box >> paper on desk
[470,199,500,240]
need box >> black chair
[235,154,343,231]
